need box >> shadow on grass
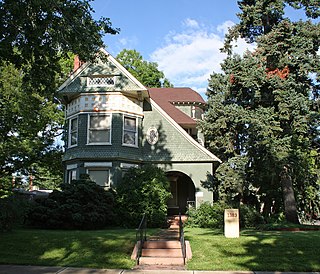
[0,229,136,269]
[185,228,320,271]
[238,230,320,271]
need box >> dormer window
[87,75,115,87]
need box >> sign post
[224,209,239,238]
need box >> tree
[0,0,119,96]
[0,0,119,188]
[201,1,320,223]
[115,165,171,227]
[116,49,173,88]
[0,62,61,179]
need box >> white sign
[224,209,239,238]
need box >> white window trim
[122,115,138,148]
[87,76,116,87]
[68,116,78,148]
[86,167,111,188]
[84,162,112,168]
[120,163,139,169]
[67,169,77,184]
[66,164,77,170]
[87,113,112,145]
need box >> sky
[90,0,309,97]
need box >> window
[87,76,115,87]
[88,114,111,144]
[123,116,138,146]
[120,163,139,177]
[69,117,78,147]
[68,169,77,183]
[87,169,110,188]
[66,164,77,183]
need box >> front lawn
[186,227,320,271]
[0,228,137,269]
[1,227,319,271]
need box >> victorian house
[58,49,221,214]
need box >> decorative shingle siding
[142,100,214,162]
[59,60,141,94]
[175,105,191,117]
[63,113,143,162]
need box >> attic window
[87,76,115,87]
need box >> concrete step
[139,256,184,266]
[143,240,181,249]
[141,248,182,257]
[153,229,180,240]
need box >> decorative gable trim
[150,98,222,163]
[100,48,147,93]
[58,62,90,92]
[58,48,149,100]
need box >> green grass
[258,222,320,231]
[1,227,320,271]
[0,228,138,269]
[185,227,320,271]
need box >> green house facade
[58,49,221,214]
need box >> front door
[166,172,196,215]
[168,180,178,208]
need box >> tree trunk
[280,166,300,224]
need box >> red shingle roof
[148,88,206,126]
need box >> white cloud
[217,20,235,35]
[183,18,200,29]
[150,19,255,97]
[107,35,139,55]
[119,38,129,46]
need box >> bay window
[68,117,78,147]
[88,114,111,144]
[123,116,138,146]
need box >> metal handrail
[179,212,186,265]
[135,213,147,265]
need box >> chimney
[73,55,81,72]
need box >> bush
[239,204,265,228]
[115,165,171,228]
[186,202,264,229]
[186,202,228,229]
[0,198,16,231]
[26,177,115,229]
[0,194,32,231]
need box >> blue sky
[90,0,310,97]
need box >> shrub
[26,176,115,229]
[186,202,264,229]
[0,194,32,231]
[239,204,265,228]
[115,165,171,228]
[0,197,16,231]
[186,202,228,229]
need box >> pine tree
[201,0,320,223]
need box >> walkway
[133,215,190,270]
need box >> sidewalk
[0,265,319,274]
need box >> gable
[142,99,221,163]
[58,49,148,102]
